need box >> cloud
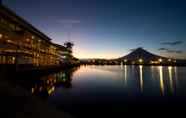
[166,50,183,54]
[161,41,184,46]
[158,48,183,54]
[158,48,168,51]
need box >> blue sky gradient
[4,0,186,59]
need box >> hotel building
[0,4,72,67]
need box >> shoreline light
[139,59,143,63]
[159,58,162,62]
[124,59,127,63]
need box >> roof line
[0,4,53,42]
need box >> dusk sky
[4,0,186,59]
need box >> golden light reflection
[159,66,164,95]
[120,62,123,67]
[124,65,127,86]
[48,86,55,95]
[31,88,34,94]
[139,65,143,93]
[168,66,174,93]
[74,66,117,79]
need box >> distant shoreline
[80,63,186,67]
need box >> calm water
[29,65,186,117]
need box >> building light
[168,59,171,62]
[132,61,135,64]
[6,40,11,43]
[0,34,2,39]
[31,36,35,39]
[150,61,154,64]
[124,59,127,62]
[26,38,30,42]
[139,59,143,63]
[159,58,162,62]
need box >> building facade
[0,5,71,67]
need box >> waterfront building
[53,43,72,64]
[0,4,72,67]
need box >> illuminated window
[26,38,30,42]
[6,40,11,43]
[0,34,2,39]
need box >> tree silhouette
[64,42,74,51]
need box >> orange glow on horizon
[73,48,125,59]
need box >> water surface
[30,65,186,117]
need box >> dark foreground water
[24,65,186,117]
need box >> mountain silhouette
[119,48,165,62]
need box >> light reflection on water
[27,65,186,117]
[159,66,164,96]
[30,65,186,102]
[23,65,186,117]
[139,65,143,93]
[124,65,127,87]
[168,66,174,94]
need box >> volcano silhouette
[119,48,165,61]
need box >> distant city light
[159,58,162,62]
[132,61,135,64]
[150,61,159,64]
[168,59,171,62]
[124,59,127,62]
[31,36,35,39]
[139,59,143,63]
